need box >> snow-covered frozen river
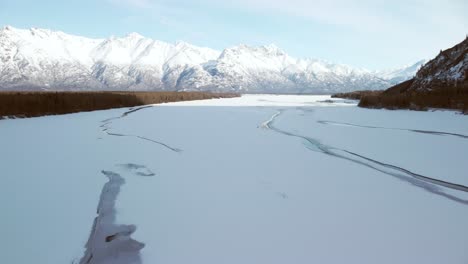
[1,95,468,264]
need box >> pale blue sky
[1,0,467,70]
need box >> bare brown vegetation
[331,90,383,100]
[0,91,239,118]
[359,82,468,114]
[333,81,468,114]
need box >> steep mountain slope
[0,26,422,93]
[347,36,467,113]
[408,36,468,92]
[182,45,394,93]
[0,26,221,91]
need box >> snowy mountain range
[0,26,425,93]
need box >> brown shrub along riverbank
[333,80,468,114]
[0,91,239,118]
[359,81,468,113]
[331,90,383,100]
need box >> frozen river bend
[1,95,468,264]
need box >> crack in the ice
[122,106,154,117]
[262,110,468,205]
[100,105,152,126]
[79,171,144,264]
[118,163,156,177]
[100,105,182,153]
[317,120,468,139]
[104,129,182,152]
[340,150,468,193]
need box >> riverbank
[0,91,239,118]
[333,81,468,114]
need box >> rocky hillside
[351,36,467,113]
[410,36,468,91]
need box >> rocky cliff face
[409,36,468,92]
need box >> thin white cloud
[209,0,467,34]
[200,0,468,61]
[106,0,153,8]
[104,0,467,68]
[114,0,466,36]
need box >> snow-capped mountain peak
[125,32,144,39]
[0,26,423,93]
[376,59,427,83]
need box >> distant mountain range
[0,26,425,93]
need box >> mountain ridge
[0,26,425,93]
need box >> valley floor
[1,95,467,264]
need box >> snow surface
[164,94,357,106]
[1,95,468,264]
